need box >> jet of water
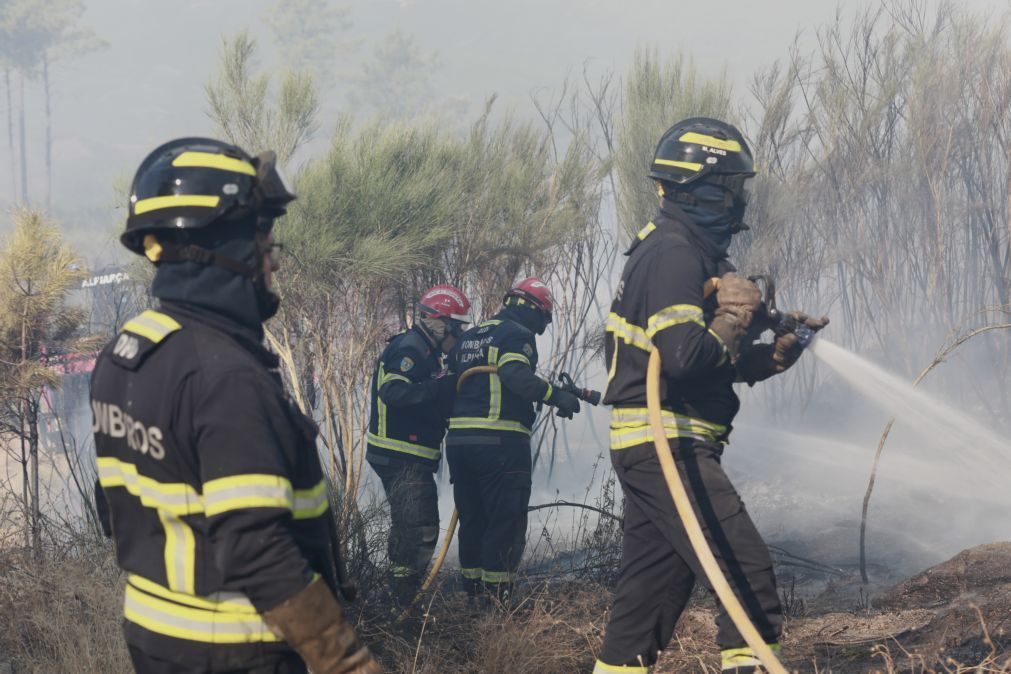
[808,338,1010,475]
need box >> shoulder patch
[400,356,415,372]
[122,310,181,344]
[110,310,182,370]
[522,343,534,357]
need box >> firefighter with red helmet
[92,138,380,673]
[366,284,472,608]
[446,277,581,603]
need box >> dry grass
[0,540,130,673]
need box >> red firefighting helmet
[504,277,554,314]
[418,284,472,323]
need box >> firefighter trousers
[128,645,306,674]
[599,438,782,668]
[368,457,440,602]
[446,440,531,592]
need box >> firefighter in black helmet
[594,119,827,673]
[92,138,381,674]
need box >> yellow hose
[645,278,788,673]
[395,366,496,622]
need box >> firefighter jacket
[91,302,336,669]
[447,308,552,444]
[366,325,453,469]
[603,199,739,449]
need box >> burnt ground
[361,542,1011,673]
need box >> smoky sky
[2,0,1008,255]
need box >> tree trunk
[29,395,41,560]
[18,72,28,204]
[43,52,52,210]
[4,68,15,201]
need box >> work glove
[716,273,762,312]
[546,387,581,419]
[263,579,383,674]
[708,305,752,364]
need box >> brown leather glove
[716,273,762,312]
[263,579,382,674]
[709,305,752,363]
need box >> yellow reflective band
[609,408,727,450]
[679,131,743,153]
[721,644,780,669]
[487,347,502,421]
[171,151,257,176]
[636,221,656,240]
[653,158,703,171]
[159,510,195,594]
[133,195,221,215]
[377,364,388,438]
[542,383,554,402]
[124,584,281,644]
[593,661,648,674]
[708,328,729,366]
[497,353,530,368]
[97,457,202,516]
[646,304,705,338]
[605,313,652,352]
[366,433,442,461]
[460,567,483,580]
[122,310,182,344]
[380,372,412,386]
[127,575,256,614]
[448,417,532,435]
[390,565,414,578]
[293,480,329,520]
[607,333,619,384]
[481,570,515,584]
[203,474,293,516]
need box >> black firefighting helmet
[649,118,755,230]
[122,137,295,255]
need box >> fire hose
[644,276,787,673]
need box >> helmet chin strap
[156,240,281,321]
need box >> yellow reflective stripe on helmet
[97,457,202,516]
[653,158,703,171]
[293,480,329,519]
[203,474,293,516]
[481,570,515,584]
[721,644,780,669]
[122,310,182,344]
[159,510,195,594]
[460,567,483,580]
[679,131,742,153]
[605,313,652,352]
[133,195,221,215]
[366,433,442,461]
[645,304,705,338]
[171,151,257,176]
[124,584,281,644]
[497,352,530,368]
[127,575,256,614]
[448,417,532,435]
[636,221,656,240]
[593,661,648,674]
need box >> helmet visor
[254,151,296,218]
